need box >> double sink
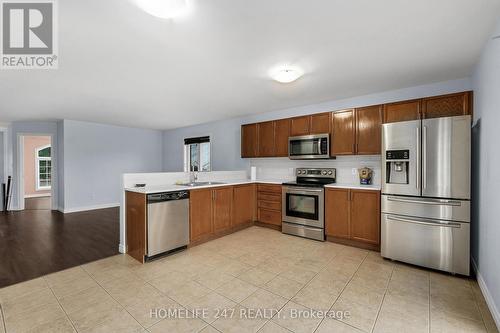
[176,181,226,187]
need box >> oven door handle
[286,187,323,193]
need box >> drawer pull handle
[387,215,461,228]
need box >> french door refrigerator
[381,115,471,275]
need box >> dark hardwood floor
[0,207,119,288]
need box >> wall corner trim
[472,258,500,330]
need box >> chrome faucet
[189,170,198,183]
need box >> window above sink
[184,136,211,172]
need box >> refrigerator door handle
[386,197,462,206]
[386,215,461,228]
[422,125,427,189]
[416,127,420,189]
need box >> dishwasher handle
[147,191,190,203]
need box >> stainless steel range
[282,168,336,241]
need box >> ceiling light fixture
[132,0,189,19]
[271,66,304,83]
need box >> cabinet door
[383,100,421,123]
[350,190,380,245]
[190,189,213,241]
[422,92,472,119]
[213,187,233,232]
[233,184,255,226]
[274,119,290,157]
[356,105,382,155]
[257,121,275,157]
[310,112,331,134]
[290,116,310,136]
[126,191,147,263]
[325,188,350,239]
[331,109,355,155]
[241,124,258,158]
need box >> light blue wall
[472,19,500,321]
[162,78,472,171]
[62,120,164,211]
[9,121,59,210]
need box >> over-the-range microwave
[288,133,330,159]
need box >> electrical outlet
[352,168,357,175]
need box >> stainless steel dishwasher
[147,190,189,260]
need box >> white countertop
[124,178,286,194]
[324,183,381,191]
[125,179,380,194]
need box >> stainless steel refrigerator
[381,115,471,275]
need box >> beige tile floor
[0,226,498,333]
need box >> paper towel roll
[250,166,257,180]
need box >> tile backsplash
[249,155,382,185]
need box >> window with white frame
[184,136,211,172]
[36,145,51,190]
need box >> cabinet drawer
[258,200,281,211]
[258,208,282,225]
[257,184,282,194]
[257,192,281,202]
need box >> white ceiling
[1,0,499,130]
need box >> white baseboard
[61,203,120,214]
[118,243,126,254]
[472,258,500,329]
[24,193,52,198]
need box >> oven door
[282,187,324,228]
[289,134,329,159]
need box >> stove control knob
[322,170,327,175]
[328,170,333,175]
[297,170,302,175]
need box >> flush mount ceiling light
[270,66,304,83]
[132,0,189,19]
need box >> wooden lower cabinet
[126,191,147,263]
[325,188,380,249]
[191,184,256,243]
[213,187,233,232]
[189,188,214,242]
[233,184,256,226]
[325,188,350,239]
[350,190,380,245]
[256,184,282,227]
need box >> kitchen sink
[176,181,226,187]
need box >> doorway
[21,135,52,210]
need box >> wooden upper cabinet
[290,116,310,136]
[233,184,255,226]
[212,187,233,233]
[190,189,213,242]
[383,100,421,123]
[350,190,380,245]
[241,124,257,158]
[331,109,355,155]
[422,91,472,119]
[325,188,350,239]
[274,119,290,157]
[257,121,275,157]
[310,112,331,134]
[356,105,382,155]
